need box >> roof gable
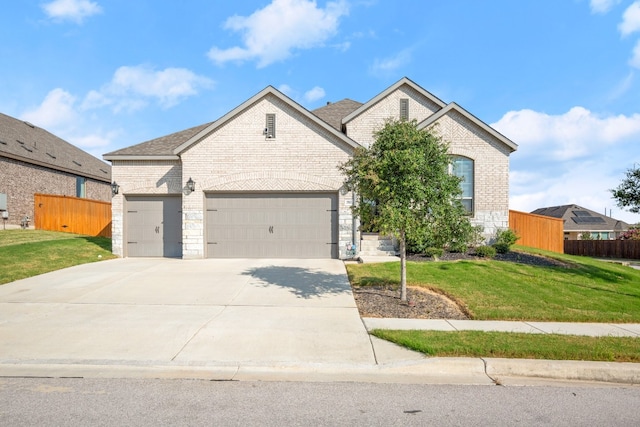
[173,86,361,155]
[417,102,518,153]
[341,77,446,125]
[0,112,111,182]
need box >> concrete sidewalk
[363,318,640,337]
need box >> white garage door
[206,193,338,258]
[126,196,182,258]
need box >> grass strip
[346,248,640,322]
[0,230,116,285]
[371,329,640,362]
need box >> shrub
[475,245,496,258]
[494,228,519,247]
[493,242,510,254]
[424,247,444,259]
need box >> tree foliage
[611,167,640,213]
[340,119,468,301]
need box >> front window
[451,156,474,214]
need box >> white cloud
[509,161,640,224]
[492,107,640,161]
[304,86,325,102]
[83,65,214,112]
[278,84,295,97]
[495,107,640,224]
[630,39,640,68]
[42,0,102,24]
[19,88,116,154]
[21,88,77,128]
[619,1,640,36]
[590,0,620,14]
[208,0,349,68]
[371,48,412,75]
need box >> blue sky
[2,0,640,223]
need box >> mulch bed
[352,250,569,319]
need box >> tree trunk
[399,233,407,302]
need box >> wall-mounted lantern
[186,177,195,192]
[111,181,120,196]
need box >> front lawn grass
[371,329,640,362]
[0,230,117,285]
[346,247,640,322]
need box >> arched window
[451,156,474,214]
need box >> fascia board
[418,102,518,152]
[102,155,179,161]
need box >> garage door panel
[206,193,337,259]
[126,196,182,258]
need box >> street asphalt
[0,257,638,386]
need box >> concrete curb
[485,358,640,385]
[1,357,638,385]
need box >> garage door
[206,193,337,258]
[126,196,182,258]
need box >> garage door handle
[269,226,274,234]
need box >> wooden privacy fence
[34,193,112,237]
[564,240,640,259]
[509,210,564,253]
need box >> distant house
[0,112,111,227]
[531,204,630,240]
[104,77,517,259]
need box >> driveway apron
[0,258,376,368]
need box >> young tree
[341,119,467,301]
[611,167,640,213]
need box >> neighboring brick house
[0,112,111,227]
[531,204,630,240]
[104,77,517,259]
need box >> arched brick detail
[201,171,340,192]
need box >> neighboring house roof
[104,86,361,161]
[0,112,111,182]
[531,204,630,232]
[418,102,518,153]
[312,99,363,131]
[341,76,447,126]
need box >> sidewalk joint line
[523,322,548,334]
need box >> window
[400,98,409,121]
[76,177,86,198]
[265,113,276,138]
[451,156,474,214]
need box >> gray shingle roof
[103,121,213,158]
[312,99,363,131]
[531,204,630,232]
[0,112,111,182]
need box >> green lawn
[346,247,640,322]
[0,229,117,285]
[371,329,640,362]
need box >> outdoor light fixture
[186,177,195,192]
[111,181,119,196]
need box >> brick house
[0,112,111,227]
[104,77,517,259]
[531,204,631,240]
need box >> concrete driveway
[0,258,378,372]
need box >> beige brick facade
[430,111,511,238]
[345,86,443,148]
[107,78,516,258]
